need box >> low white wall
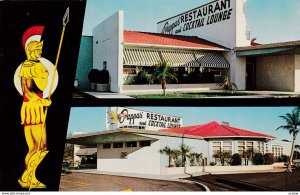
[161,165,273,175]
[204,165,273,173]
[273,162,285,168]
[161,166,204,175]
[97,140,161,175]
[122,84,222,94]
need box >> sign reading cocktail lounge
[158,0,232,35]
[108,107,183,130]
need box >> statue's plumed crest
[22,26,44,49]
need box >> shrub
[88,69,101,83]
[276,156,283,162]
[123,75,136,85]
[263,153,275,165]
[99,69,109,84]
[173,157,182,167]
[88,69,109,84]
[136,70,149,84]
[281,155,289,163]
[252,153,264,165]
[231,153,242,166]
[217,76,238,91]
[209,162,216,166]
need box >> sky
[82,0,300,43]
[68,106,300,144]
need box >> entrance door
[246,63,255,90]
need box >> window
[272,145,284,158]
[257,142,265,154]
[103,143,111,149]
[113,142,123,148]
[238,141,245,155]
[212,142,221,155]
[223,141,232,154]
[140,141,151,147]
[199,68,222,83]
[212,141,232,156]
[246,142,254,152]
[123,65,136,75]
[126,142,137,148]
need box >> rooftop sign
[106,107,183,131]
[157,0,232,35]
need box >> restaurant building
[67,107,292,175]
[75,0,300,94]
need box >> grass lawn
[131,91,247,99]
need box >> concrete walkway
[84,90,300,99]
[221,90,300,99]
[85,92,133,99]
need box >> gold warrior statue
[17,8,69,189]
[18,26,51,189]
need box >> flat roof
[67,128,204,146]
[236,40,300,56]
[236,40,300,51]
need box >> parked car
[293,159,300,167]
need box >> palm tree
[179,143,193,167]
[159,146,179,167]
[276,107,300,172]
[217,76,238,92]
[213,150,232,166]
[187,152,203,166]
[151,62,178,96]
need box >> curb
[180,179,210,192]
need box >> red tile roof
[124,30,227,51]
[160,121,276,139]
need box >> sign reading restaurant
[107,107,183,131]
[157,0,232,35]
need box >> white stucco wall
[93,11,124,93]
[256,55,295,91]
[97,140,161,175]
[295,55,300,92]
[157,0,250,48]
[73,145,81,162]
[235,0,250,47]
[224,52,246,90]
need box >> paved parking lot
[190,167,300,191]
[59,172,203,191]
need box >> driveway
[59,172,204,191]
